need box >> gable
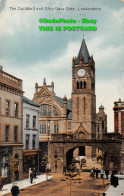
[35,87,53,105]
[73,123,89,139]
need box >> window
[14,103,18,117]
[84,81,86,89]
[26,114,30,129]
[47,121,50,134]
[14,126,18,142]
[68,122,71,130]
[26,134,30,150]
[54,123,59,133]
[40,105,51,116]
[77,81,86,89]
[97,125,100,139]
[32,135,36,149]
[5,101,9,116]
[5,126,9,142]
[77,81,79,89]
[102,121,104,129]
[54,151,58,158]
[1,155,9,177]
[33,116,36,129]
[80,81,82,89]
[41,123,46,134]
[40,124,41,134]
[53,107,58,116]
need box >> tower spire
[76,39,90,64]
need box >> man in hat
[11,182,20,196]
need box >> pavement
[0,174,52,195]
[105,175,124,196]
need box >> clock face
[77,69,85,77]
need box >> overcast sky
[0,0,124,132]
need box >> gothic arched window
[84,81,86,89]
[77,81,79,89]
[53,107,59,116]
[40,104,51,116]
[80,81,82,89]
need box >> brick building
[0,66,23,183]
[113,98,124,137]
[96,104,107,140]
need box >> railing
[0,70,22,87]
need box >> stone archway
[50,134,122,173]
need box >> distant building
[22,96,40,173]
[0,66,23,183]
[113,98,124,137]
[96,104,107,140]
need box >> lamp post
[47,129,50,168]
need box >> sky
[0,0,124,132]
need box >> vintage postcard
[0,0,124,195]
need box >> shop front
[0,147,12,184]
[23,149,41,174]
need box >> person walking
[95,168,99,178]
[0,176,3,191]
[11,182,20,196]
[30,171,34,184]
[105,169,109,179]
[63,165,66,175]
[33,168,37,179]
[100,169,104,179]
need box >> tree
[9,155,19,182]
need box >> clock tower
[71,39,96,139]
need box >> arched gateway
[50,133,122,173]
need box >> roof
[99,104,104,109]
[75,39,90,64]
[55,96,72,119]
[22,96,39,107]
[55,96,72,110]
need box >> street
[4,172,110,196]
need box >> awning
[24,149,41,156]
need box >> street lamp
[47,129,50,169]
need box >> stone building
[96,104,107,140]
[22,96,41,173]
[33,39,107,170]
[113,98,124,137]
[0,66,23,183]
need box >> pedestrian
[100,169,104,179]
[93,167,96,177]
[30,171,34,184]
[105,169,109,179]
[55,160,57,173]
[0,176,3,191]
[11,182,20,196]
[95,168,99,178]
[33,169,37,179]
[63,165,66,175]
[110,173,119,187]
[90,169,94,178]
